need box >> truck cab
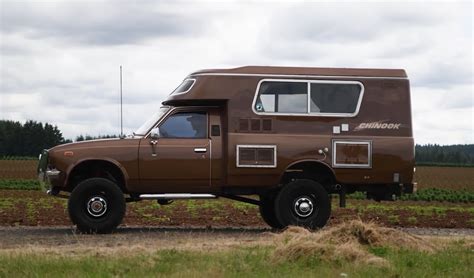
[38,66,415,233]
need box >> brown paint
[40,66,415,195]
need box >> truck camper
[38,66,415,233]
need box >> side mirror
[150,127,160,139]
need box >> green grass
[348,188,474,203]
[0,179,42,190]
[0,244,472,277]
[416,162,474,167]
[401,188,474,202]
[0,198,14,210]
[348,202,470,216]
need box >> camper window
[253,79,364,117]
[255,81,307,113]
[310,83,361,114]
[171,79,196,95]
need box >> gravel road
[0,226,472,251]
[0,226,272,250]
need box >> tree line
[415,144,474,166]
[0,120,119,157]
[0,120,473,165]
[0,120,70,157]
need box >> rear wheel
[68,178,125,234]
[259,190,284,229]
[274,179,331,230]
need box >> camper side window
[254,79,363,116]
[310,83,362,114]
[255,81,307,113]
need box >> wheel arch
[65,158,129,192]
[279,159,337,192]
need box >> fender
[279,159,336,184]
[65,157,130,190]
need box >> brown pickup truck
[38,66,415,233]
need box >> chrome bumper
[38,169,61,192]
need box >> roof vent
[239,119,249,131]
[250,119,261,131]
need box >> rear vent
[236,145,277,168]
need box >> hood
[48,138,140,154]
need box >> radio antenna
[120,65,123,138]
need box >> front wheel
[274,179,331,230]
[68,178,125,234]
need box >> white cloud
[412,84,473,144]
[1,1,205,45]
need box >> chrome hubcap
[294,197,314,218]
[87,196,107,217]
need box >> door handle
[150,140,158,157]
[194,148,207,153]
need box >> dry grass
[272,220,436,267]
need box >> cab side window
[159,112,207,138]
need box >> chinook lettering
[355,122,401,131]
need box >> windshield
[134,106,170,136]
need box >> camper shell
[38,66,415,233]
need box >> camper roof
[190,66,407,79]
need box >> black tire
[274,179,331,230]
[259,190,284,229]
[68,178,125,234]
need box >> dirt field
[0,160,37,179]
[1,190,473,229]
[415,166,474,190]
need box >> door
[138,111,211,192]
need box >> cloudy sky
[0,0,472,145]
